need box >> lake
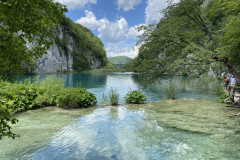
[17,72,219,104]
[1,72,240,159]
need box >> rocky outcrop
[37,43,73,74]
[35,17,107,74]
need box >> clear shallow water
[1,100,240,160]
[17,72,220,104]
[3,72,239,159]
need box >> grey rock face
[37,43,73,74]
[36,25,103,74]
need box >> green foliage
[216,86,230,103]
[130,0,240,83]
[164,80,177,99]
[100,93,108,105]
[0,0,67,81]
[22,59,38,75]
[34,77,64,107]
[56,88,97,109]
[0,103,19,140]
[0,80,40,111]
[0,76,98,140]
[108,87,119,106]
[124,90,147,104]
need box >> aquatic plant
[124,90,147,104]
[164,80,176,99]
[100,93,108,105]
[33,77,64,106]
[108,87,119,106]
[56,88,97,109]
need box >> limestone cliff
[35,17,107,74]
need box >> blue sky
[56,0,175,58]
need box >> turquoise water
[1,100,240,159]
[2,72,236,160]
[17,72,220,104]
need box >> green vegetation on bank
[164,80,177,100]
[124,90,147,104]
[125,0,240,83]
[108,88,119,106]
[0,77,97,140]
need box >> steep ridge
[34,16,107,74]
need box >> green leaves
[124,90,147,104]
[130,0,240,82]
[0,0,67,81]
[108,87,119,106]
[56,88,97,109]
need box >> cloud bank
[117,0,142,11]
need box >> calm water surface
[1,72,239,160]
[17,72,219,104]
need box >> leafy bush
[0,80,40,111]
[0,103,19,140]
[56,88,97,109]
[216,86,231,103]
[108,87,119,105]
[124,90,147,104]
[164,80,176,99]
[33,77,64,107]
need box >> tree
[133,0,240,82]
[0,0,67,139]
[0,0,67,81]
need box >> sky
[56,0,175,58]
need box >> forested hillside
[56,16,108,71]
[108,56,132,65]
[127,0,240,82]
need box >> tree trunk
[225,59,240,83]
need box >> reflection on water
[1,100,240,159]
[17,72,220,104]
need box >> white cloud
[98,18,128,43]
[76,10,106,30]
[107,45,139,59]
[145,0,167,24]
[145,0,179,24]
[127,24,144,39]
[56,0,97,10]
[117,0,142,11]
[76,10,142,58]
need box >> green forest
[125,0,240,82]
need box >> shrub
[0,103,19,140]
[0,80,40,111]
[100,93,108,105]
[216,86,231,103]
[164,80,176,99]
[56,88,97,109]
[124,90,147,104]
[33,77,64,106]
[108,87,119,105]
